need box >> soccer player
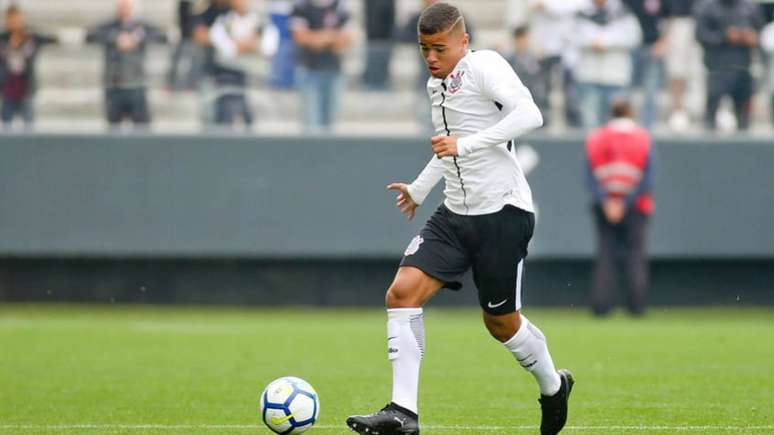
[346,3,573,435]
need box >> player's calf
[482,310,522,342]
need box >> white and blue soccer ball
[260,376,320,434]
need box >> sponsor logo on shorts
[487,299,508,309]
[404,235,424,256]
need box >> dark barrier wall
[0,133,772,259]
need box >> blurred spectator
[660,0,699,131]
[268,0,297,89]
[762,19,774,123]
[694,0,763,131]
[585,99,654,317]
[167,0,204,91]
[622,0,665,130]
[192,0,231,126]
[87,0,167,130]
[361,0,395,91]
[574,0,642,129]
[209,0,260,130]
[0,6,56,129]
[526,0,583,128]
[290,0,353,133]
[505,26,548,117]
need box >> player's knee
[385,281,420,308]
[483,313,521,343]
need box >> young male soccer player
[346,3,573,434]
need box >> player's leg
[347,206,469,434]
[346,268,443,435]
[473,206,573,435]
[385,266,442,412]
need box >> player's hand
[431,135,459,158]
[387,183,418,220]
[603,198,626,225]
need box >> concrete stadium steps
[20,0,507,33]
[34,86,425,122]
[21,1,178,30]
[16,0,521,132]
[32,117,424,136]
[34,30,509,92]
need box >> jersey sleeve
[407,156,445,206]
[456,51,543,157]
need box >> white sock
[503,315,561,396]
[387,308,424,415]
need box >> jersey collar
[427,50,472,90]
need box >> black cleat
[539,369,575,435]
[346,402,420,434]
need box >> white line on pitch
[1,424,773,431]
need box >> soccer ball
[260,376,319,434]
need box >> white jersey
[407,50,543,216]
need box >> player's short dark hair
[610,98,634,119]
[418,2,465,35]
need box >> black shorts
[400,204,535,315]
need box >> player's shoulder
[467,49,508,66]
[465,49,512,75]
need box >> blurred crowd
[1,0,774,133]
[508,0,774,133]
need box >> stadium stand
[9,0,774,134]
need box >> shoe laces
[372,404,393,416]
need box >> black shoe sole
[346,419,419,435]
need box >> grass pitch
[0,305,772,434]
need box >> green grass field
[0,305,772,434]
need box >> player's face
[418,27,469,79]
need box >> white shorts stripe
[514,259,523,311]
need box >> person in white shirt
[526,0,585,127]
[346,3,573,435]
[574,0,642,129]
[208,0,261,129]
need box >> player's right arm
[387,156,444,220]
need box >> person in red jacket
[585,98,654,317]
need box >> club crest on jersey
[404,236,424,256]
[447,70,465,94]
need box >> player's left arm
[454,51,544,157]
